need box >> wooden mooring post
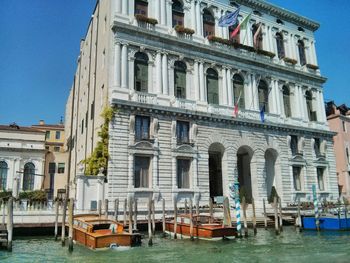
[114,199,119,221]
[196,199,199,216]
[274,196,279,235]
[123,198,127,226]
[263,199,267,230]
[151,200,155,235]
[98,200,102,217]
[61,196,68,246]
[173,199,178,239]
[296,198,302,232]
[68,198,74,252]
[278,198,283,232]
[128,197,133,234]
[2,200,5,226]
[7,197,13,252]
[148,198,153,246]
[242,197,248,237]
[252,197,257,235]
[184,199,188,214]
[54,200,59,240]
[104,199,109,218]
[189,198,194,240]
[162,198,166,237]
[133,198,138,230]
[209,197,213,223]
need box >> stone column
[246,21,253,46]
[195,1,201,36]
[115,42,121,88]
[166,0,172,27]
[153,153,158,188]
[193,155,198,189]
[300,87,308,121]
[160,0,166,25]
[191,0,196,31]
[252,74,259,111]
[310,40,318,66]
[129,0,135,16]
[121,44,128,89]
[221,68,227,105]
[128,153,134,189]
[172,156,177,188]
[227,68,233,106]
[199,61,205,101]
[148,60,154,93]
[128,56,134,91]
[155,0,160,22]
[115,0,122,13]
[293,85,300,118]
[214,11,220,37]
[162,53,169,95]
[319,90,327,123]
[122,0,128,15]
[76,176,85,211]
[155,51,162,94]
[194,61,200,100]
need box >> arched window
[23,162,35,191]
[206,68,218,105]
[232,74,245,109]
[305,90,317,121]
[252,23,263,50]
[134,52,149,93]
[282,86,291,117]
[172,0,184,27]
[276,32,285,59]
[298,40,306,66]
[0,161,8,190]
[134,0,148,16]
[174,61,187,99]
[258,80,269,113]
[203,9,215,37]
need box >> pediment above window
[131,140,155,150]
[173,144,197,154]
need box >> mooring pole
[174,198,178,239]
[242,196,248,237]
[104,199,109,218]
[151,200,155,235]
[7,198,13,252]
[297,198,302,232]
[61,194,68,246]
[133,198,138,230]
[252,197,257,235]
[263,198,267,230]
[234,183,242,238]
[114,198,119,221]
[98,200,102,217]
[196,198,199,216]
[274,196,279,235]
[209,197,213,223]
[54,200,59,240]
[312,185,320,231]
[190,198,194,241]
[2,200,5,227]
[162,198,166,237]
[123,198,127,226]
[128,197,133,234]
[148,198,153,246]
[68,198,74,252]
[184,199,188,214]
[279,198,283,232]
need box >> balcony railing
[172,98,196,111]
[132,91,157,105]
[208,104,232,116]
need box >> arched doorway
[208,143,224,200]
[237,146,253,202]
[265,149,278,199]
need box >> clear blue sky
[0,0,348,126]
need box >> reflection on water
[1,227,350,263]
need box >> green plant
[82,106,118,175]
[174,25,195,35]
[283,57,297,65]
[19,190,47,201]
[135,14,158,25]
[256,49,276,58]
[0,191,12,200]
[306,63,319,70]
[207,35,232,46]
[268,186,279,204]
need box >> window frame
[258,81,269,113]
[58,163,65,174]
[292,166,302,191]
[233,74,245,109]
[55,131,61,140]
[0,161,8,191]
[276,32,285,59]
[282,86,291,118]
[317,167,325,191]
[177,158,191,189]
[134,0,148,16]
[174,61,187,99]
[23,162,35,191]
[206,68,219,105]
[176,120,190,144]
[135,115,151,141]
[134,52,149,93]
[134,155,151,188]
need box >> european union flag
[260,105,265,123]
[218,7,240,27]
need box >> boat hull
[165,222,236,240]
[302,216,350,230]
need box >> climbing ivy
[82,106,117,175]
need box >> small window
[258,80,269,113]
[172,0,184,27]
[252,23,263,50]
[206,68,219,105]
[298,40,307,66]
[293,166,302,191]
[282,86,291,117]
[54,146,60,152]
[55,131,61,140]
[58,163,65,174]
[81,119,84,134]
[49,163,56,174]
[174,61,187,99]
[343,121,347,132]
[134,0,148,16]
[91,101,95,120]
[317,167,325,191]
[177,121,190,144]
[233,74,245,109]
[276,32,285,59]
[134,52,149,93]
[23,162,35,191]
[90,200,97,211]
[177,159,190,188]
[45,131,50,140]
[314,138,321,157]
[290,135,298,156]
[306,90,317,121]
[134,156,150,188]
[203,9,215,37]
[0,161,8,191]
[135,115,150,141]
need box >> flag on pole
[218,7,240,27]
[260,105,265,123]
[253,22,262,49]
[230,13,251,38]
[233,91,242,117]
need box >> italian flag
[230,13,252,38]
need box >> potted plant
[174,25,195,35]
[134,14,158,25]
[283,57,297,65]
[306,63,319,70]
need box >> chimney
[39,120,45,125]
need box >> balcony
[171,98,196,111]
[132,91,157,105]
[208,104,232,116]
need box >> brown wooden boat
[165,214,237,240]
[72,214,141,249]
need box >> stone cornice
[112,99,336,139]
[233,0,320,32]
[113,22,326,86]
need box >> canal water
[0,227,349,263]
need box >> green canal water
[1,227,349,263]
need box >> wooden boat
[165,214,237,240]
[72,214,141,249]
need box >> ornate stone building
[66,0,338,210]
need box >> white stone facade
[66,0,338,210]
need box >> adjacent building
[65,0,338,211]
[0,123,46,197]
[32,120,68,199]
[326,102,350,199]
